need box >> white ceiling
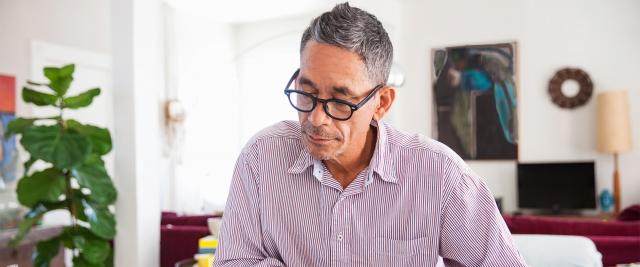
[164,0,342,24]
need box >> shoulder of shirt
[241,120,302,152]
[384,122,473,176]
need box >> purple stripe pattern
[215,120,527,266]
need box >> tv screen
[517,161,596,212]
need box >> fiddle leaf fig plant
[4,64,116,266]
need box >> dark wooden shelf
[0,226,65,266]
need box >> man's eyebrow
[299,76,318,91]
[332,86,356,98]
[299,75,357,98]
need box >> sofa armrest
[161,214,221,227]
[160,225,210,267]
[586,235,640,267]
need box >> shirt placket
[329,171,370,266]
[330,194,352,266]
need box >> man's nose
[307,102,331,126]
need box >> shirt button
[337,233,343,241]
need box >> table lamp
[596,90,633,215]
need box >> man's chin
[304,145,335,160]
[309,151,334,161]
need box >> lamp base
[613,153,621,216]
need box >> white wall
[0,0,111,214]
[392,0,640,212]
[168,8,242,213]
[166,13,309,213]
[112,0,167,265]
[234,17,308,144]
[0,0,110,117]
[0,0,112,160]
[519,0,640,211]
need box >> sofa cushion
[512,234,602,267]
[618,205,640,222]
[504,215,640,236]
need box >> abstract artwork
[0,74,18,188]
[432,42,518,160]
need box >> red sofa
[160,212,220,267]
[503,211,640,266]
[160,207,640,267]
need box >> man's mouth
[306,133,333,144]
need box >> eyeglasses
[284,69,383,121]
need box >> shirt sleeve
[214,149,285,267]
[438,170,528,266]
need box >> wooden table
[0,226,65,266]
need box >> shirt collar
[286,143,316,178]
[368,120,398,184]
[286,120,398,184]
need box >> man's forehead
[301,45,370,85]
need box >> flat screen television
[517,161,596,213]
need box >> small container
[194,253,214,267]
[199,235,219,250]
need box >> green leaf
[9,204,47,248]
[21,125,92,169]
[80,237,110,264]
[4,118,36,138]
[23,87,58,106]
[73,256,100,267]
[44,64,74,96]
[60,225,92,248]
[63,88,100,109]
[67,120,112,155]
[59,64,75,78]
[105,248,114,267]
[24,157,37,175]
[72,155,117,206]
[59,226,80,249]
[43,67,59,82]
[82,200,116,239]
[33,237,61,267]
[16,168,66,208]
[68,228,110,263]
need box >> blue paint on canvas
[0,112,18,184]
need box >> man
[216,3,527,266]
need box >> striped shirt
[215,120,527,266]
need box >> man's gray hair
[300,2,393,85]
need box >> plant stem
[58,104,64,125]
[58,100,74,226]
[65,170,77,227]
[59,101,77,256]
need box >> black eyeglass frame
[283,69,384,121]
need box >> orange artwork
[0,75,16,113]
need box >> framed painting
[432,42,518,160]
[0,74,18,188]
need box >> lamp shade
[596,90,633,153]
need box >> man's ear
[373,86,395,121]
